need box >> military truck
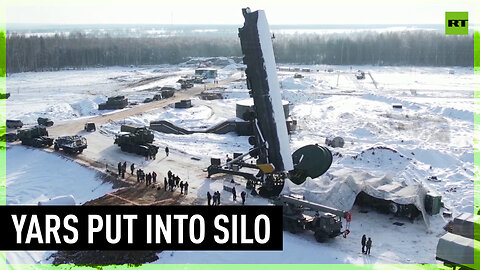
[17,126,54,147]
[161,89,175,99]
[54,135,88,154]
[37,117,54,127]
[6,120,23,129]
[84,122,96,132]
[98,96,128,110]
[114,127,159,158]
[273,194,350,243]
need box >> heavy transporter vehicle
[274,194,351,243]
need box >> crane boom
[276,194,349,218]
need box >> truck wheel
[54,144,59,151]
[389,202,399,215]
[314,231,327,243]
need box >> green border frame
[1,1,7,269]
[0,4,478,270]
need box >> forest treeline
[6,31,473,73]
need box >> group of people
[207,191,221,206]
[361,234,373,255]
[137,169,157,186]
[164,170,188,195]
[206,188,247,206]
[117,161,127,178]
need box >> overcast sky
[4,0,479,25]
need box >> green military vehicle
[17,126,54,148]
[98,96,128,110]
[54,135,88,154]
[114,125,159,158]
[6,120,23,129]
[273,194,350,243]
[37,117,54,127]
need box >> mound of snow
[344,146,413,172]
[70,97,105,117]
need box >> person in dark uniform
[232,186,237,201]
[179,181,184,194]
[241,191,246,205]
[184,182,189,195]
[165,146,169,156]
[136,169,141,182]
[146,173,151,186]
[366,237,372,255]
[175,176,180,188]
[117,162,122,176]
[212,192,218,206]
[152,171,157,183]
[361,234,367,254]
[216,191,220,205]
[164,177,168,191]
[130,163,135,175]
[207,192,212,206]
[168,170,172,180]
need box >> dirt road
[49,73,241,137]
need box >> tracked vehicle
[54,135,88,154]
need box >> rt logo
[445,12,468,35]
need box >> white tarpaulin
[282,168,431,231]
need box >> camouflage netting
[282,168,431,231]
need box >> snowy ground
[5,146,118,264]
[5,63,476,265]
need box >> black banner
[0,206,283,250]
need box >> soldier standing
[184,182,189,195]
[216,191,221,205]
[232,186,237,201]
[179,181,184,194]
[207,192,212,206]
[136,169,141,182]
[146,173,151,186]
[241,191,246,205]
[212,192,218,206]
[164,177,168,191]
[169,177,174,192]
[165,146,169,156]
[366,237,372,255]
[361,234,367,254]
[152,171,157,183]
[130,163,135,175]
[175,176,180,188]
[117,162,122,176]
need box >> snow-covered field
[4,62,476,265]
